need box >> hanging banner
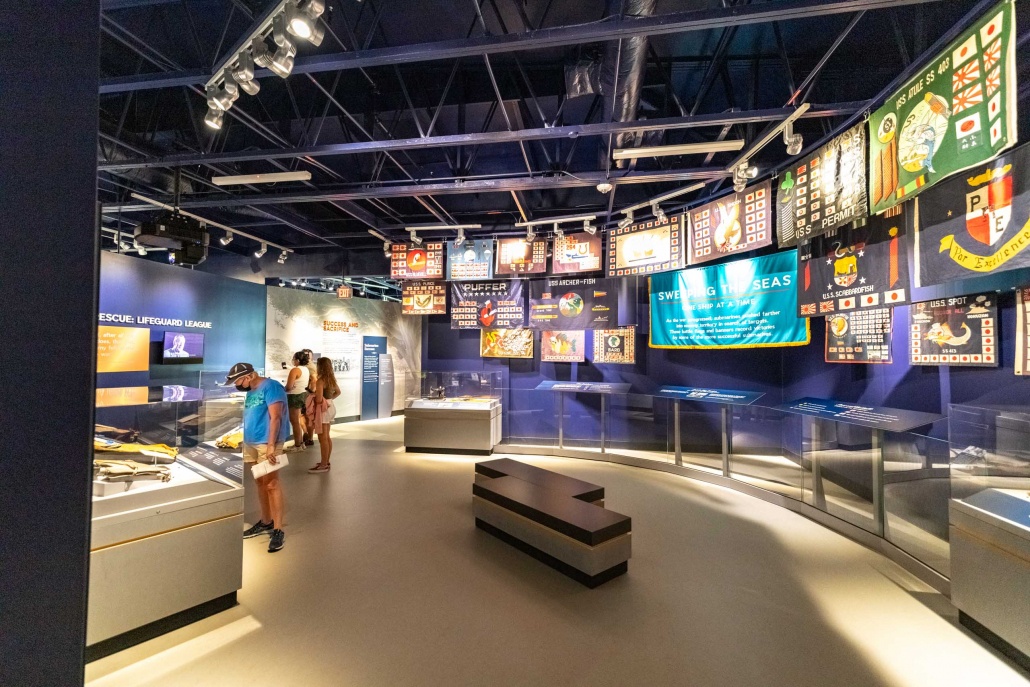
[649,251,810,349]
[797,203,912,317]
[401,281,447,316]
[450,280,525,330]
[914,145,1030,287]
[910,293,998,366]
[777,123,868,247]
[552,231,603,274]
[607,215,686,277]
[495,238,548,275]
[688,180,772,265]
[480,329,534,359]
[869,0,1017,215]
[1017,286,1030,375]
[390,242,445,280]
[528,277,619,330]
[540,330,586,363]
[826,308,893,364]
[593,327,636,364]
[447,239,495,280]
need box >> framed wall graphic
[96,325,151,373]
[797,203,911,317]
[480,328,534,359]
[825,308,893,364]
[541,330,586,363]
[777,123,868,248]
[687,180,772,265]
[401,281,447,316]
[552,231,603,274]
[914,144,1030,287]
[909,293,998,366]
[528,277,619,330]
[650,251,810,349]
[593,327,636,364]
[495,238,548,275]
[607,214,685,277]
[869,0,1017,214]
[390,242,445,280]
[450,280,525,329]
[1017,286,1029,375]
[446,239,495,280]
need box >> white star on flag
[859,277,866,284]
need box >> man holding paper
[225,362,291,553]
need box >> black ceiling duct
[600,0,657,169]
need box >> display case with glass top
[404,372,503,453]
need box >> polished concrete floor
[86,417,1029,687]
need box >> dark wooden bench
[473,459,631,588]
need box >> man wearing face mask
[225,362,291,552]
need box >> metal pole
[600,394,607,454]
[721,405,730,476]
[673,399,682,466]
[872,428,885,537]
[811,419,826,509]
[557,391,564,449]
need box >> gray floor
[87,417,1029,687]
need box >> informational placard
[649,251,810,349]
[447,239,494,280]
[528,277,619,330]
[495,238,548,275]
[914,145,1030,287]
[1018,286,1030,375]
[450,280,525,329]
[688,180,772,265]
[390,242,445,280]
[776,123,868,247]
[480,329,534,358]
[378,354,395,419]
[826,308,893,364]
[910,293,998,366]
[401,281,447,316]
[607,215,685,277]
[797,203,911,317]
[776,397,943,432]
[534,380,631,394]
[552,231,603,274]
[868,1,1017,214]
[540,330,585,363]
[96,325,151,373]
[592,327,635,364]
[361,336,387,420]
[181,445,244,486]
[655,386,765,405]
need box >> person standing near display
[226,362,291,553]
[307,357,341,474]
[284,351,310,452]
[302,348,318,446]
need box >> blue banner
[649,251,810,349]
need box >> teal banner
[649,251,810,349]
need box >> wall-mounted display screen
[162,331,205,364]
[607,215,685,277]
[96,325,151,373]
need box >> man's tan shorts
[242,443,285,464]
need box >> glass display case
[414,370,503,402]
[88,386,245,658]
[404,372,503,453]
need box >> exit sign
[336,285,352,299]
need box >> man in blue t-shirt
[226,362,292,552]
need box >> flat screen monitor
[162,331,205,364]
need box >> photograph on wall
[401,281,447,316]
[450,280,525,329]
[528,277,619,330]
[593,326,636,364]
[540,330,586,363]
[390,242,445,280]
[495,238,548,275]
[607,214,685,277]
[914,144,1030,287]
[825,308,893,364]
[96,325,151,373]
[552,231,603,274]
[869,0,1017,214]
[1017,286,1029,375]
[688,180,772,265]
[447,239,494,280]
[777,123,868,248]
[480,328,534,359]
[797,203,911,317]
[650,251,810,349]
[910,292,998,366]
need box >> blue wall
[98,252,267,389]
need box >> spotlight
[254,243,267,258]
[135,243,147,256]
[204,107,223,130]
[251,36,273,69]
[277,250,288,264]
[383,241,391,257]
[231,50,260,96]
[526,227,536,243]
[652,203,667,224]
[287,0,326,46]
[618,210,634,230]
[783,122,803,156]
[219,230,234,246]
[118,240,130,251]
[211,73,239,111]
[553,222,564,240]
[270,15,297,78]
[409,230,423,246]
[732,161,757,192]
[454,227,466,248]
[596,181,613,194]
[168,253,176,264]
[583,219,597,235]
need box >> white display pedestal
[404,398,501,455]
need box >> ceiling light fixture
[204,107,224,130]
[553,223,564,240]
[526,226,536,243]
[219,230,234,246]
[783,122,804,156]
[286,0,326,46]
[617,182,706,217]
[612,139,746,160]
[618,210,634,229]
[409,230,423,247]
[254,243,268,259]
[732,162,758,192]
[724,103,811,187]
[454,227,466,248]
[277,250,288,264]
[583,219,597,235]
[212,171,312,186]
[652,203,667,224]
[135,243,147,256]
[596,181,613,194]
[383,241,392,257]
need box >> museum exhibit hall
[7,0,1030,685]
